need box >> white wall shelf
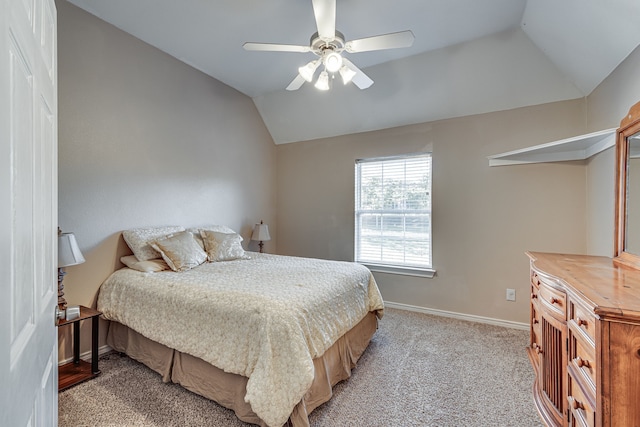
[487,128,617,167]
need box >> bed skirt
[106,311,378,427]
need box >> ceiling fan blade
[312,0,336,40]
[286,74,306,91]
[243,42,311,53]
[342,58,373,89]
[345,30,415,53]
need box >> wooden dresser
[527,252,640,427]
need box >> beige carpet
[59,308,543,427]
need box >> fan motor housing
[310,30,345,54]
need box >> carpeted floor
[58,308,543,427]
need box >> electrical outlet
[506,288,516,301]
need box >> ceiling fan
[243,0,415,91]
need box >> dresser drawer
[568,370,595,427]
[531,273,540,304]
[568,330,596,393]
[531,271,541,288]
[568,299,596,345]
[531,302,541,331]
[530,302,541,354]
[538,280,566,320]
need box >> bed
[96,226,384,427]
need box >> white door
[0,0,58,425]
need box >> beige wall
[585,45,640,256]
[56,1,276,359]
[277,100,587,323]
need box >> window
[355,153,433,276]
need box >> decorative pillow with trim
[200,230,250,262]
[122,226,185,261]
[150,231,207,272]
[186,225,237,250]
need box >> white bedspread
[97,253,384,427]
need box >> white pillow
[122,226,185,261]
[150,231,207,272]
[186,225,237,250]
[200,230,249,262]
[120,255,169,273]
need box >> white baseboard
[59,344,113,366]
[384,301,529,331]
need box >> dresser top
[527,251,640,321]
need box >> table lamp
[251,220,271,253]
[58,229,85,311]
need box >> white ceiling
[66,0,640,144]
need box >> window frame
[354,152,435,278]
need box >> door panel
[9,20,37,367]
[1,0,58,425]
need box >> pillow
[120,255,169,273]
[122,226,185,261]
[150,231,207,272]
[186,225,237,250]
[200,230,249,262]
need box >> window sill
[361,263,436,278]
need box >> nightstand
[57,305,101,391]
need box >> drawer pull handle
[533,319,539,325]
[549,297,559,304]
[572,399,583,410]
[576,317,587,327]
[575,357,590,368]
[533,344,542,354]
[531,293,538,299]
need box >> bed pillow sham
[186,225,236,250]
[200,230,249,262]
[150,231,207,272]
[123,226,185,261]
[120,255,169,273]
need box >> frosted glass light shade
[339,65,356,84]
[298,60,320,82]
[324,52,343,73]
[340,65,356,84]
[315,71,330,91]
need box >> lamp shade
[298,59,320,83]
[251,222,271,242]
[58,232,85,268]
[339,65,356,84]
[314,70,330,91]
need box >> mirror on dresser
[626,131,640,254]
[614,100,640,268]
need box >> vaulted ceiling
[67,0,640,144]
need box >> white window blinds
[355,153,432,270]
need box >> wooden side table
[57,305,102,391]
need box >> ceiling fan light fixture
[339,65,356,84]
[298,60,320,82]
[243,1,413,93]
[315,70,330,91]
[324,52,343,73]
